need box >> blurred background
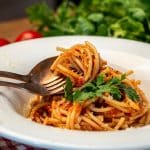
[0,0,150,43]
[0,0,59,21]
[0,0,80,21]
[0,0,55,41]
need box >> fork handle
[0,81,24,89]
[0,71,29,82]
[0,81,48,95]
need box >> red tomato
[15,30,42,42]
[76,77,85,87]
[108,109,121,117]
[0,38,10,46]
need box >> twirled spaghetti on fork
[27,41,150,131]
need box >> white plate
[0,36,150,150]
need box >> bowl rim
[0,36,150,149]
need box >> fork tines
[43,76,66,94]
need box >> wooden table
[0,18,33,42]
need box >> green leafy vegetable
[73,90,95,102]
[64,77,73,101]
[96,85,121,99]
[26,0,150,43]
[64,73,140,103]
[97,24,109,36]
[124,86,139,102]
[88,13,104,23]
[95,74,105,86]
[75,17,95,34]
[110,17,145,40]
[82,82,97,91]
[120,83,139,102]
[107,77,121,85]
[128,8,146,22]
[121,74,126,80]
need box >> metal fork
[0,56,66,96]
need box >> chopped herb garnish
[121,84,139,102]
[107,77,121,85]
[121,74,126,80]
[64,73,140,102]
[64,77,73,101]
[73,90,95,102]
[95,73,105,86]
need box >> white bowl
[0,36,150,150]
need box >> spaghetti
[27,42,150,131]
